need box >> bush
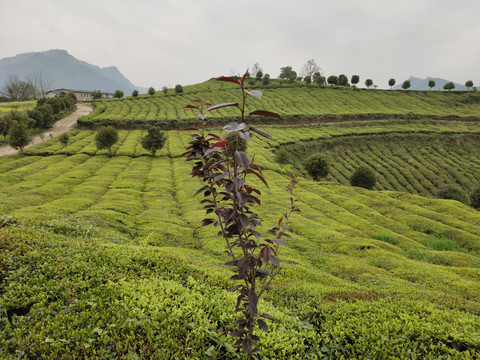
[304,153,329,181]
[95,126,118,156]
[141,126,166,156]
[262,74,270,86]
[470,184,480,209]
[275,148,290,165]
[8,121,30,154]
[148,87,155,96]
[59,133,69,147]
[435,184,467,204]
[175,84,183,94]
[132,90,139,97]
[36,105,54,128]
[350,165,376,190]
[225,132,247,157]
[114,90,124,98]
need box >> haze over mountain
[392,76,468,91]
[0,49,146,94]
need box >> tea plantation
[77,80,480,128]
[1,118,480,358]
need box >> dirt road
[0,103,92,157]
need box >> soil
[0,103,92,156]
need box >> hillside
[0,49,144,94]
[1,121,480,358]
[78,80,480,128]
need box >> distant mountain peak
[0,49,145,94]
[393,76,467,91]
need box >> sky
[1,0,479,89]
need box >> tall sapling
[182,70,299,359]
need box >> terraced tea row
[280,132,480,198]
[77,83,480,128]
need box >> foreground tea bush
[1,221,479,359]
[2,123,480,358]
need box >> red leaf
[193,99,201,102]
[185,104,199,109]
[247,169,269,188]
[216,76,241,85]
[212,141,228,148]
[249,110,281,119]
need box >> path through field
[0,102,92,156]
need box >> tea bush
[350,165,376,190]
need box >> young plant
[182,71,299,359]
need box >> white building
[45,89,114,100]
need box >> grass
[0,100,36,116]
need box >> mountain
[392,76,468,91]
[0,49,146,94]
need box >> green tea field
[1,118,480,358]
[77,81,480,128]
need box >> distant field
[21,120,480,199]
[77,80,480,128]
[280,132,480,198]
[0,100,36,115]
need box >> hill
[393,76,468,91]
[1,121,480,358]
[0,49,145,94]
[77,80,480,129]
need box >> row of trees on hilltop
[246,60,476,91]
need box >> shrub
[304,153,329,181]
[470,184,480,209]
[8,121,30,154]
[275,148,290,165]
[148,87,155,96]
[114,90,124,98]
[132,90,139,97]
[262,74,270,86]
[175,84,183,94]
[0,116,10,141]
[27,110,45,128]
[350,165,376,190]
[141,126,166,156]
[95,126,118,156]
[315,75,326,85]
[225,131,247,156]
[36,105,54,128]
[435,184,467,204]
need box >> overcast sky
[1,0,479,89]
